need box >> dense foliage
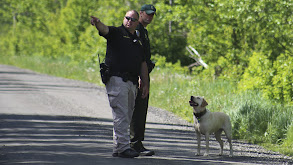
[1,0,292,104]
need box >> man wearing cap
[130,4,156,156]
[91,10,149,158]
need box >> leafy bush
[152,55,188,74]
[269,53,293,103]
[239,52,293,104]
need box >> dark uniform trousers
[130,22,152,149]
[130,80,150,148]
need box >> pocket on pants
[106,77,121,108]
[107,88,120,108]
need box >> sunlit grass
[149,67,238,122]
[0,55,104,86]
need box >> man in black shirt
[91,10,149,158]
[130,4,156,156]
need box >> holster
[100,63,110,85]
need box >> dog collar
[193,109,207,121]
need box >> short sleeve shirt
[136,23,151,66]
[101,25,145,77]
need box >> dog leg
[215,130,223,156]
[196,132,201,156]
[224,124,233,157]
[204,133,210,156]
[228,137,233,157]
[226,132,233,157]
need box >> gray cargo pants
[106,76,137,153]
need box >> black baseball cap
[141,4,156,15]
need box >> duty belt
[111,72,139,85]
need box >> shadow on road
[0,114,291,165]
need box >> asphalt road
[0,64,292,165]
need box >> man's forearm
[94,21,109,35]
[91,16,109,35]
[140,61,149,98]
[140,62,149,87]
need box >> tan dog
[189,96,233,157]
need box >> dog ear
[201,98,208,107]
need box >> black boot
[131,141,155,156]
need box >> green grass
[0,55,104,86]
[1,55,292,157]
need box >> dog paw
[195,153,200,156]
[203,153,209,157]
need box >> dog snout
[190,96,194,101]
[189,100,193,106]
[189,100,198,107]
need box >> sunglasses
[125,16,138,22]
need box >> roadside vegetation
[0,0,292,157]
[1,55,292,156]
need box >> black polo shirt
[136,23,151,70]
[101,25,145,77]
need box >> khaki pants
[106,76,137,153]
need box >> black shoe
[137,147,155,156]
[131,142,155,156]
[118,148,139,158]
[112,152,118,157]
